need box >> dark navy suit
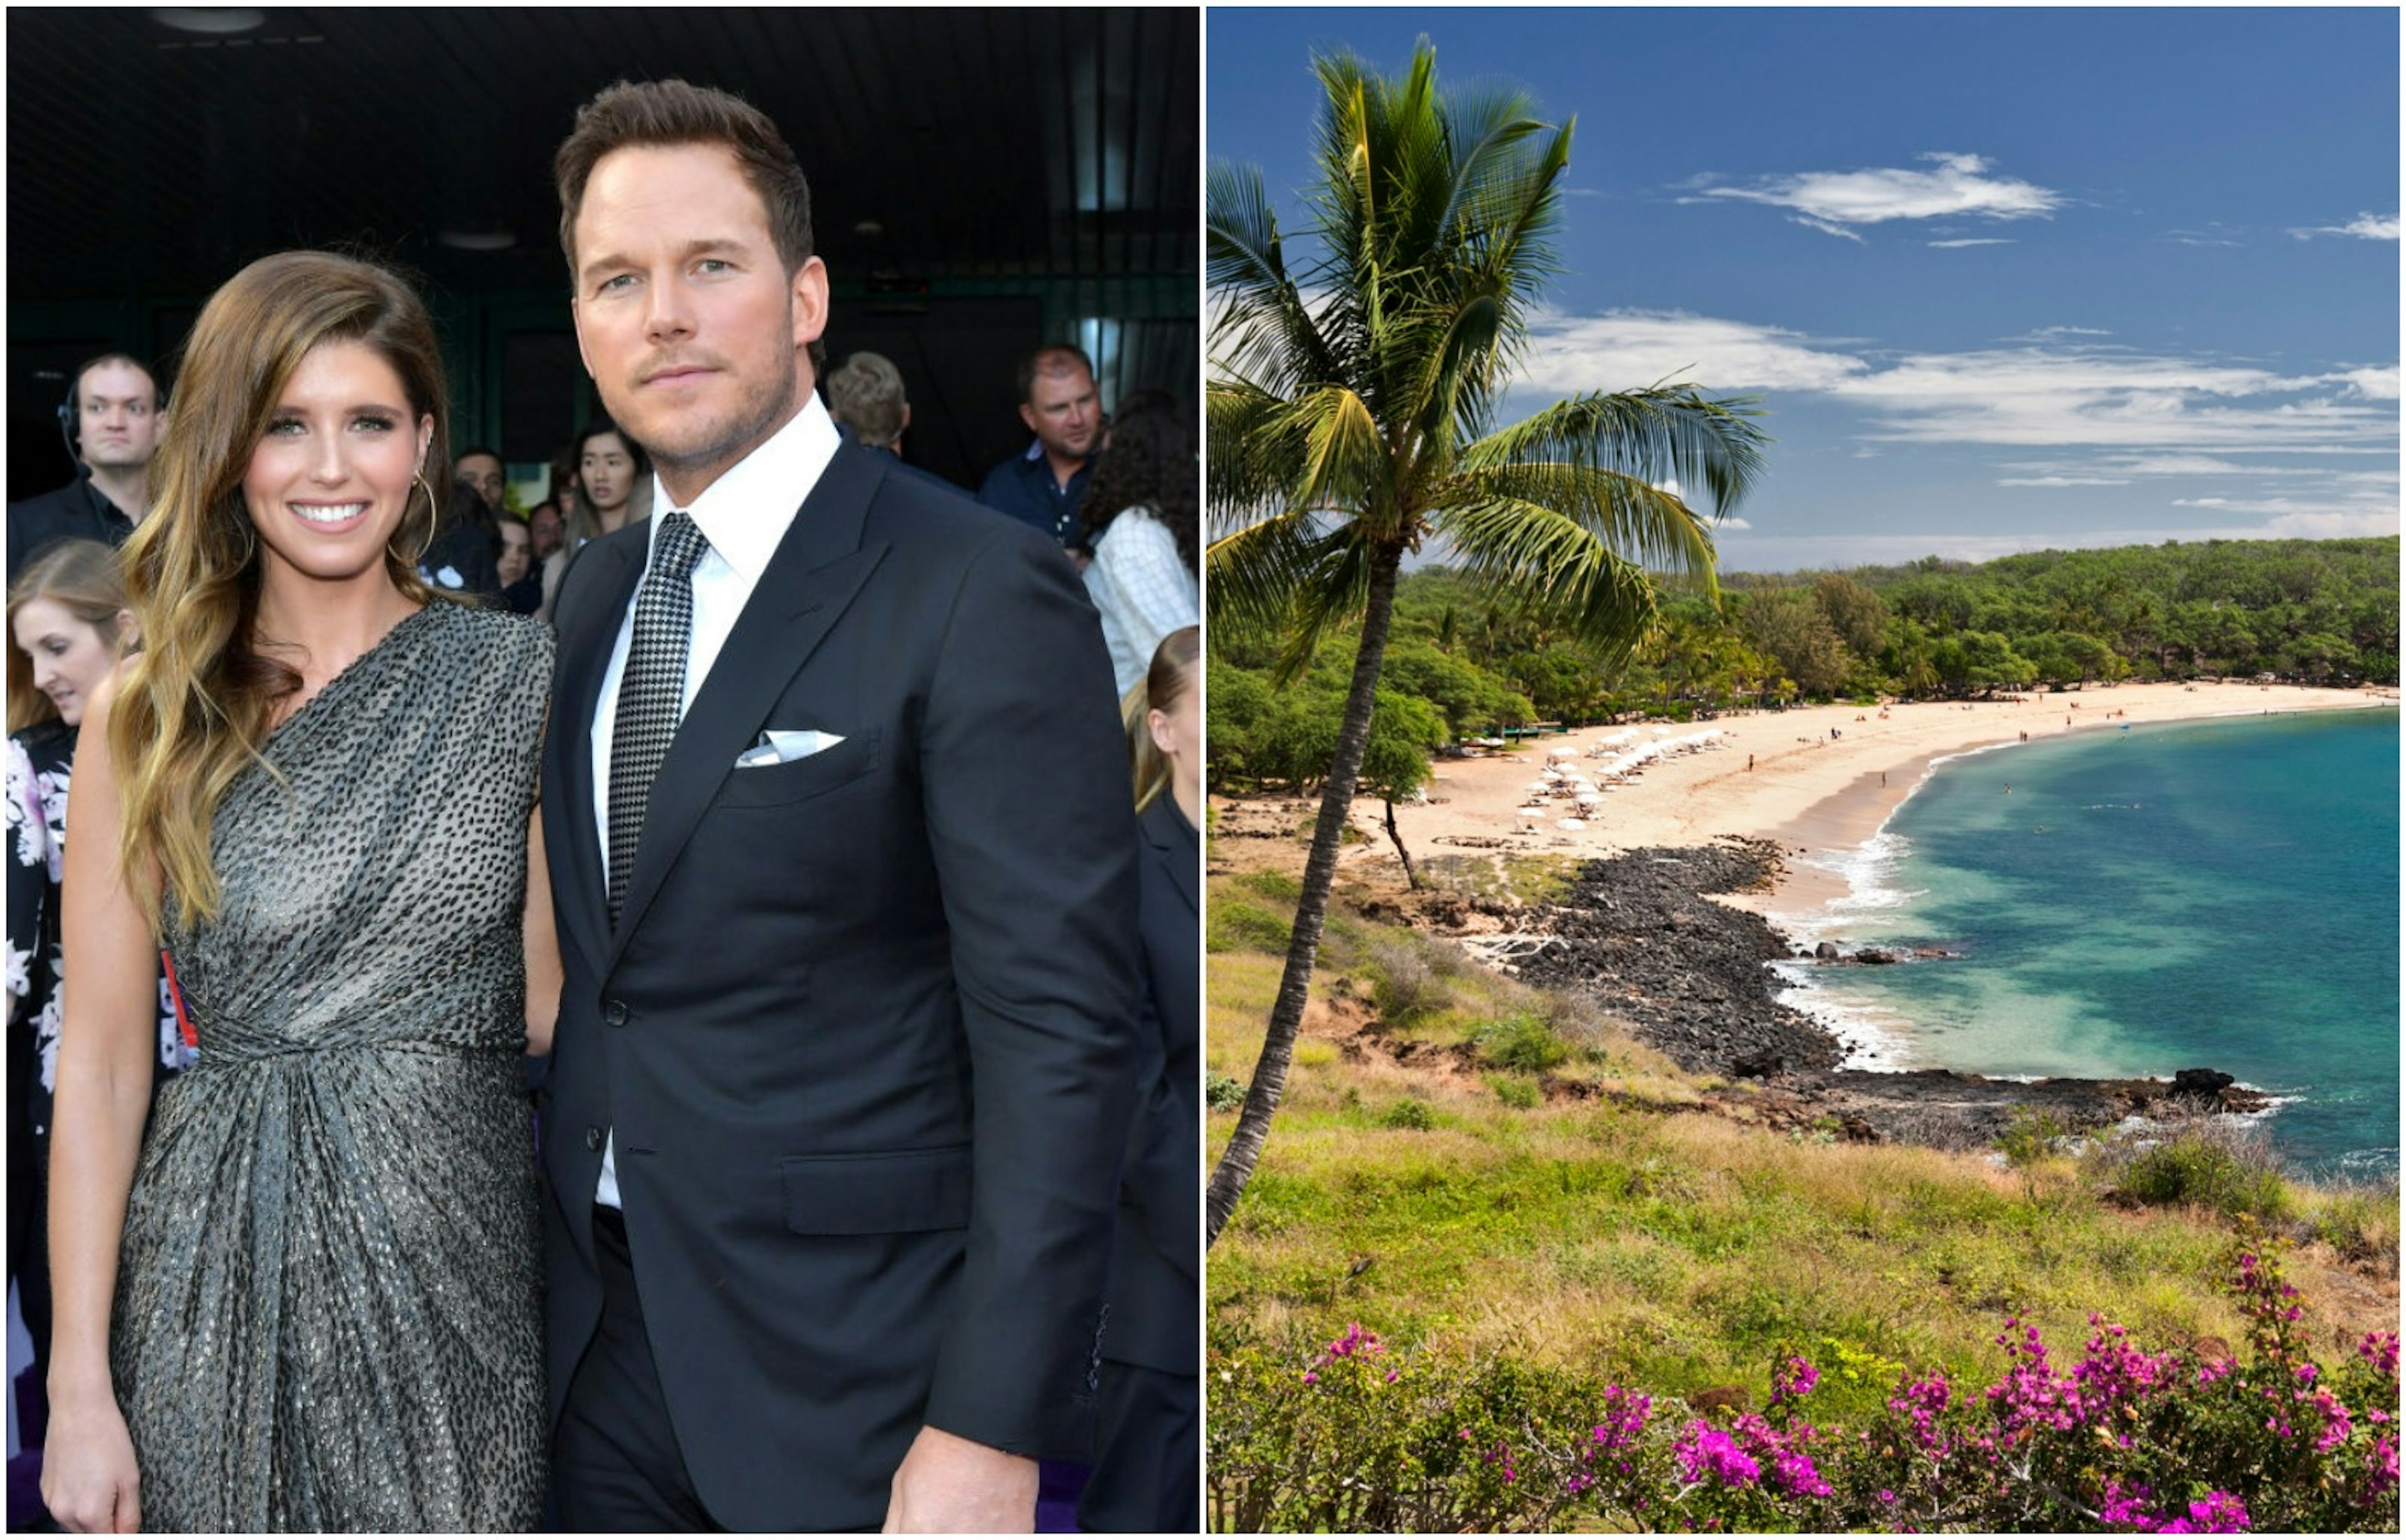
[539,440,1140,1529]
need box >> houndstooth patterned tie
[607,509,709,923]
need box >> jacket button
[585,1126,605,1152]
[603,999,630,1028]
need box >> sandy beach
[1340,681,2395,920]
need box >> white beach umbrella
[1558,818,1585,831]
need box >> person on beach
[41,250,556,1532]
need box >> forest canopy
[1208,536,2398,791]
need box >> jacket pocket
[717,728,881,809]
[780,1143,972,1235]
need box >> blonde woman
[6,541,175,1488]
[1086,625,1200,1532]
[42,251,558,1532]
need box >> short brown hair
[555,78,824,373]
[1016,343,1095,405]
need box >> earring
[409,472,440,564]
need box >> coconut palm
[1204,41,1769,1245]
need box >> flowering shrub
[1206,1236,2399,1532]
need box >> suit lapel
[551,539,642,976]
[605,444,891,971]
[1143,803,1201,920]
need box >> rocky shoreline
[1497,838,2270,1152]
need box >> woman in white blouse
[1078,397,1198,699]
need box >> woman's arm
[523,806,561,1057]
[43,674,163,1534]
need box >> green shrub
[1363,942,1454,1026]
[1472,1012,1571,1074]
[1380,1097,1437,1131]
[2107,1126,2291,1221]
[1206,1071,1247,1112]
[1490,1074,1541,1110]
[1210,901,1293,955]
[1236,868,1303,904]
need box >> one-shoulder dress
[110,603,555,1532]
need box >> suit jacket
[538,439,1140,1530]
[1103,795,1201,1375]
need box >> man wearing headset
[7,353,164,572]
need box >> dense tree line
[1209,538,2398,789]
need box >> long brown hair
[1130,625,1200,813]
[6,539,133,734]
[112,250,449,930]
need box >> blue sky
[1208,6,2400,572]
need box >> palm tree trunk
[1206,540,1405,1247]
[1382,798,1420,890]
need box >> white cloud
[1997,476,2131,487]
[2167,227,2244,247]
[2289,212,2400,241]
[1521,308,1870,394]
[1688,152,2063,239]
[1515,310,2398,464]
[1929,238,2014,249]
[1717,517,1753,531]
[2336,365,2400,399]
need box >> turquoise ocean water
[1779,709,2399,1175]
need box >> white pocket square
[736,729,846,769]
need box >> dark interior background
[8,6,1199,504]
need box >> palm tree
[1204,41,1768,1245]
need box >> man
[6,354,162,571]
[977,343,1100,549]
[826,350,961,494]
[456,445,509,512]
[538,78,1139,1532]
[529,500,566,562]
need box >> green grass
[1206,870,2398,1418]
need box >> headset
[55,354,167,464]
[56,372,79,460]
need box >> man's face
[76,361,162,471]
[1019,365,1100,464]
[570,143,829,502]
[529,503,565,559]
[456,452,506,511]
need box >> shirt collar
[646,395,841,585]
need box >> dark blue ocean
[1783,709,2399,1175]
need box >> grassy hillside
[1206,836,2400,1529]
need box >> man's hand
[881,1425,1038,1534]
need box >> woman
[536,420,648,622]
[496,513,542,615]
[41,250,559,1533]
[1079,400,1199,699]
[1082,625,1201,1534]
[6,541,172,1478]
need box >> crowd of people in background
[6,289,1200,1528]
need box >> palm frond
[1205,510,1325,646]
[1432,494,1667,659]
[1206,380,1312,532]
[1461,387,1771,522]
[1442,460,1718,584]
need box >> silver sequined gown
[111,603,553,1532]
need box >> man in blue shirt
[977,343,1100,551]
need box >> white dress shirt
[1083,506,1199,698]
[590,396,843,1208]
